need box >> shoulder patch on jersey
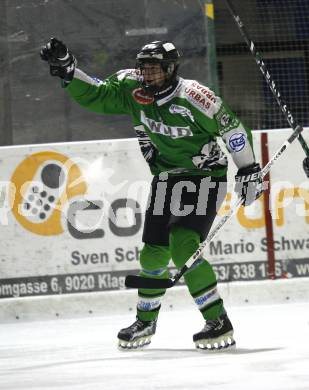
[181,80,217,115]
[228,132,246,152]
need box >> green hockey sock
[137,243,170,322]
[169,225,225,320]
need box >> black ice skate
[193,313,236,351]
[118,318,157,350]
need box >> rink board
[0,129,309,299]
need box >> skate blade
[118,335,153,351]
[194,331,236,352]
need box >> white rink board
[0,129,309,298]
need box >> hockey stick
[125,125,303,289]
[225,0,309,158]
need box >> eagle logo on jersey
[192,142,228,170]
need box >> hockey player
[40,38,263,351]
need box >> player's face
[141,63,166,88]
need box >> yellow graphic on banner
[274,187,309,225]
[237,196,265,229]
[10,151,87,236]
[218,189,309,228]
[218,193,265,229]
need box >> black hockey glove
[235,162,263,206]
[303,157,309,178]
[40,37,76,82]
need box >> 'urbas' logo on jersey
[184,82,216,112]
[132,88,154,105]
[140,111,193,139]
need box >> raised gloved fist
[303,157,309,178]
[235,162,263,206]
[40,37,76,82]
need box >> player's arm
[40,38,132,115]
[214,100,263,205]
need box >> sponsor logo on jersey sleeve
[228,132,246,152]
[220,112,231,127]
[183,81,217,114]
[215,106,240,135]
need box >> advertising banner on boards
[0,130,309,299]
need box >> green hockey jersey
[66,68,256,176]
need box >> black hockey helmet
[136,41,181,95]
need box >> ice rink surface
[0,298,308,390]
